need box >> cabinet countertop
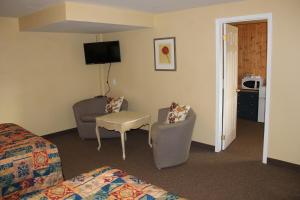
[238,89,259,93]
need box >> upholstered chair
[73,97,128,139]
[151,108,196,169]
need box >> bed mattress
[21,166,185,200]
[0,123,63,199]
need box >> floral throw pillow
[105,96,124,113]
[166,102,191,124]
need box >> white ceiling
[0,0,243,17]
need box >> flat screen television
[83,41,121,64]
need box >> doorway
[215,13,272,164]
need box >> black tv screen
[83,41,121,64]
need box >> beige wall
[0,17,101,135]
[103,0,300,165]
[1,0,299,165]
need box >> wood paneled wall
[236,22,267,88]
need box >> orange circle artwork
[161,46,170,63]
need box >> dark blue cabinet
[237,90,259,121]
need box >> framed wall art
[154,37,176,71]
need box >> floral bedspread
[21,166,186,200]
[0,123,63,199]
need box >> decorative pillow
[105,96,124,113]
[166,102,191,124]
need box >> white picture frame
[154,37,176,71]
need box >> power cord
[104,63,112,96]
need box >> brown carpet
[45,119,300,200]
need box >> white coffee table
[95,111,152,160]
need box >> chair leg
[121,132,126,160]
[95,126,101,151]
[148,124,152,148]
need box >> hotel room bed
[20,166,186,200]
[0,123,63,199]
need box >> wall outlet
[112,79,117,85]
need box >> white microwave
[241,75,263,90]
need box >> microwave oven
[241,75,262,90]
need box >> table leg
[95,126,101,151]
[125,132,127,142]
[121,131,126,160]
[148,124,152,148]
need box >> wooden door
[222,24,239,150]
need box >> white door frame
[215,13,272,164]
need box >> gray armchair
[151,108,196,169]
[73,97,128,139]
